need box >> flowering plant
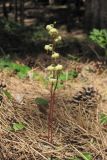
[44,23,63,144]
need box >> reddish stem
[50,92,55,143]
[48,83,56,144]
[48,84,53,142]
[48,39,57,144]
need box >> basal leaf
[12,122,26,132]
[35,97,48,106]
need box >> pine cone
[65,86,101,128]
[71,86,99,109]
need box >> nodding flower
[46,65,55,71]
[49,28,59,38]
[51,52,59,59]
[46,24,53,31]
[55,64,63,71]
[44,44,53,51]
[54,36,62,43]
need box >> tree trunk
[20,0,24,24]
[3,0,8,19]
[14,0,18,22]
[85,0,107,31]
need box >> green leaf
[59,70,78,81]
[59,72,68,81]
[70,153,92,160]
[100,113,107,125]
[68,70,78,79]
[89,28,107,50]
[17,72,27,79]
[12,122,26,132]
[35,97,48,106]
[56,82,64,89]
[3,90,13,100]
[81,152,93,160]
[67,55,80,61]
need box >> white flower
[46,24,53,31]
[44,45,49,50]
[49,78,57,83]
[54,36,62,43]
[46,65,55,71]
[44,44,53,51]
[49,28,59,38]
[51,52,59,59]
[55,64,63,71]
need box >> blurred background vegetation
[0,0,107,60]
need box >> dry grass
[0,60,107,160]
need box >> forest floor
[1,2,106,159]
[0,52,107,160]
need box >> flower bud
[44,45,49,51]
[46,65,55,71]
[49,78,57,83]
[46,24,53,31]
[44,44,53,51]
[55,64,63,71]
[51,52,59,59]
[54,36,62,43]
[49,28,59,38]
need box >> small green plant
[70,152,92,160]
[0,82,12,103]
[35,97,48,106]
[3,90,13,100]
[67,54,80,61]
[54,70,78,89]
[89,28,107,56]
[44,23,63,145]
[11,122,26,132]
[81,152,93,160]
[35,97,49,114]
[100,113,107,125]
[0,58,30,79]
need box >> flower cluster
[46,24,62,42]
[44,23,63,84]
